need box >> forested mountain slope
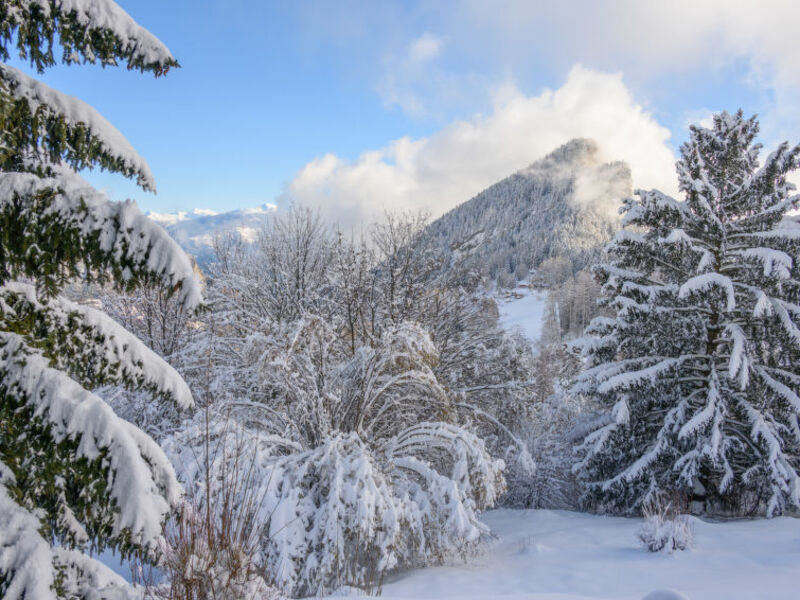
[424,138,632,287]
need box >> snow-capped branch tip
[0,171,203,312]
[0,481,144,600]
[0,331,183,552]
[1,0,179,76]
[0,479,59,600]
[1,282,194,409]
[0,63,156,191]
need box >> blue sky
[9,1,800,222]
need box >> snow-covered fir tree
[0,2,201,598]
[573,111,800,516]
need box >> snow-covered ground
[497,287,548,343]
[352,509,800,600]
[98,506,800,599]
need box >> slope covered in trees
[147,139,631,292]
[424,138,632,287]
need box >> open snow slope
[359,509,800,600]
[497,288,548,343]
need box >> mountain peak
[425,139,632,287]
[533,138,600,167]
[521,138,625,178]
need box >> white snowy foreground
[330,509,800,600]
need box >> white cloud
[456,0,800,81]
[408,33,443,62]
[283,65,677,227]
[454,0,800,142]
[287,1,800,145]
[375,32,456,116]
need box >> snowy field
[497,288,548,343]
[347,509,800,600]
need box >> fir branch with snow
[0,3,199,599]
[573,111,800,517]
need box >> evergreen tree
[573,111,800,517]
[0,2,200,598]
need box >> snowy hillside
[330,509,800,600]
[147,139,628,277]
[424,139,631,288]
[147,203,277,264]
[497,286,548,343]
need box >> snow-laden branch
[597,358,681,394]
[2,0,178,74]
[0,171,202,310]
[731,247,793,279]
[0,479,58,600]
[0,64,156,189]
[0,331,182,551]
[679,273,736,311]
[1,282,193,408]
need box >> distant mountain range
[146,204,277,264]
[150,139,631,283]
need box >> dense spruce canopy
[0,2,200,598]
[574,111,800,516]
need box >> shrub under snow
[164,322,505,597]
[165,412,503,597]
[267,426,502,595]
[638,498,694,554]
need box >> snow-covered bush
[261,426,501,596]
[638,497,693,554]
[155,410,282,600]
[153,503,278,600]
[165,411,503,597]
[164,322,504,597]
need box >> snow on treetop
[0,63,156,191]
